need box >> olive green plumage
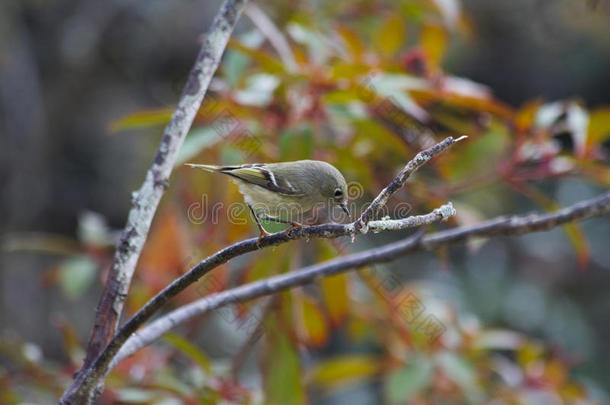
[186,160,350,235]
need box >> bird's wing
[186,163,303,196]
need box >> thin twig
[354,135,467,234]
[245,3,297,72]
[59,136,463,401]
[58,0,249,403]
[110,191,610,365]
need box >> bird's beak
[340,202,350,217]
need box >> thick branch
[60,136,461,401]
[111,191,610,365]
[59,0,248,403]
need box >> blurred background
[1,0,610,403]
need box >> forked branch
[111,190,610,365]
[59,0,249,403]
[61,135,464,401]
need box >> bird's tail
[186,163,262,173]
[184,163,225,173]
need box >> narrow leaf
[308,355,381,390]
[375,14,406,57]
[163,332,212,373]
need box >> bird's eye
[334,189,343,197]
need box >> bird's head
[316,162,350,217]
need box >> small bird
[186,160,350,241]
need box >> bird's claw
[284,222,303,236]
[256,230,271,247]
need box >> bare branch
[358,202,456,232]
[58,0,249,403]
[111,191,610,365]
[354,135,467,233]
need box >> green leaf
[279,125,314,161]
[351,118,411,158]
[264,321,305,405]
[366,73,430,122]
[219,146,247,166]
[223,49,251,86]
[374,14,406,57]
[385,353,433,404]
[435,352,483,402]
[436,352,475,387]
[152,398,183,405]
[308,355,381,390]
[163,332,212,373]
[223,29,263,85]
[175,127,221,166]
[442,127,509,182]
[58,256,97,300]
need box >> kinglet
[186,160,350,240]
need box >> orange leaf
[138,209,188,293]
[295,294,329,348]
[515,99,543,133]
[319,274,349,326]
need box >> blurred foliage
[3,0,610,403]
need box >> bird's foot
[284,221,303,236]
[256,229,271,247]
